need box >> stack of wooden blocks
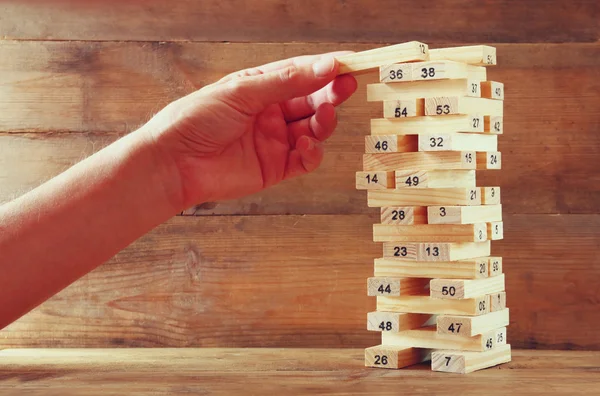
[344,42,510,374]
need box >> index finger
[215,51,355,84]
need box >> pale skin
[0,53,357,329]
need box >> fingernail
[298,136,315,151]
[313,57,335,77]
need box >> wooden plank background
[0,1,599,350]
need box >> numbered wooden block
[427,204,503,225]
[371,115,483,135]
[336,41,429,74]
[363,152,477,172]
[418,133,498,152]
[481,81,504,100]
[429,45,497,66]
[485,116,503,134]
[367,277,401,296]
[474,327,507,351]
[367,312,436,332]
[374,257,489,280]
[476,151,502,170]
[364,135,418,153]
[382,325,498,352]
[382,243,419,260]
[424,97,503,117]
[355,171,395,190]
[432,344,511,374]
[395,170,476,189]
[482,187,501,205]
[494,327,508,347]
[365,345,431,369]
[374,223,487,243]
[380,206,428,225]
[488,257,503,277]
[416,242,491,262]
[487,221,504,240]
[410,61,487,82]
[379,63,414,83]
[368,79,481,103]
[490,292,507,312]
[368,188,481,208]
[377,295,490,316]
[437,308,510,337]
[382,99,425,118]
[367,277,429,296]
[430,274,505,300]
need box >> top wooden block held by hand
[336,41,429,74]
[379,45,497,83]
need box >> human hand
[143,52,357,209]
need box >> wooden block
[378,295,490,316]
[427,205,503,225]
[482,187,501,205]
[371,115,483,135]
[367,79,481,102]
[363,151,477,172]
[416,242,491,262]
[382,325,496,352]
[477,151,502,170]
[395,170,476,189]
[374,257,489,280]
[368,188,481,208]
[495,327,508,347]
[432,344,511,374]
[418,133,498,152]
[410,61,487,82]
[430,274,505,300]
[379,63,414,83]
[488,257,503,277]
[481,81,504,100]
[355,171,395,190]
[429,45,497,66]
[382,243,419,260]
[374,223,487,243]
[336,41,429,74]
[364,135,418,153]
[367,277,400,296]
[380,206,427,225]
[437,309,510,337]
[367,277,430,297]
[367,312,435,332]
[490,292,507,312]
[424,97,503,116]
[382,99,425,118]
[485,116,503,134]
[487,221,504,240]
[365,345,431,369]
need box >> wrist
[125,126,187,215]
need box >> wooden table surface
[0,349,598,395]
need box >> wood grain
[0,349,598,395]
[0,42,598,214]
[0,0,597,42]
[1,214,597,349]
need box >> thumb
[220,56,338,114]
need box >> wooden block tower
[340,42,510,373]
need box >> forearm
[0,128,183,329]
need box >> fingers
[280,73,357,122]
[287,103,337,145]
[284,136,324,180]
[216,51,354,85]
[217,56,341,115]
